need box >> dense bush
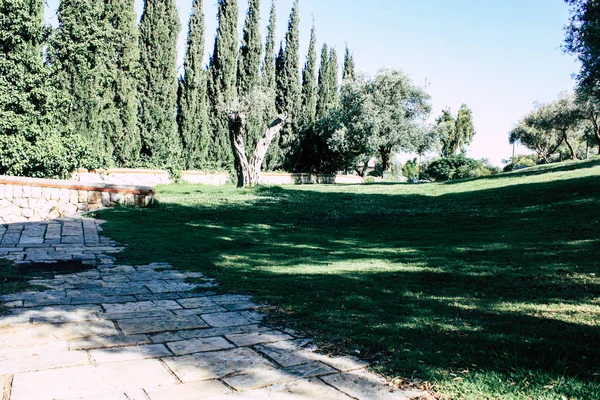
[402,158,419,180]
[503,155,538,172]
[427,155,499,181]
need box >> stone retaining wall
[0,176,154,224]
[72,169,364,186]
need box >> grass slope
[99,158,600,399]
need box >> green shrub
[503,155,538,172]
[427,156,499,181]
[402,158,419,180]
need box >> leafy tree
[262,0,277,90]
[226,90,287,187]
[316,43,331,120]
[564,0,600,102]
[138,0,181,169]
[576,92,600,154]
[0,0,92,178]
[343,44,355,81]
[237,0,261,97]
[301,24,318,125]
[509,94,584,162]
[178,0,210,170]
[207,0,239,169]
[435,104,476,157]
[370,69,432,171]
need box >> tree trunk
[228,112,287,188]
[562,131,577,160]
[378,146,391,175]
[546,135,565,160]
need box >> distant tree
[178,0,210,170]
[435,104,476,157]
[138,0,181,169]
[564,0,600,102]
[510,94,583,162]
[0,0,91,178]
[301,24,318,125]
[262,0,277,90]
[325,69,431,175]
[207,0,238,169]
[342,45,356,81]
[316,43,331,119]
[576,92,600,154]
[369,69,432,171]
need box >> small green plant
[402,158,419,180]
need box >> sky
[44,0,580,166]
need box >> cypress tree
[50,0,140,167]
[342,44,355,81]
[50,0,112,164]
[262,0,277,89]
[279,0,301,163]
[275,42,286,115]
[178,0,210,170]
[237,0,262,97]
[207,0,238,169]
[316,43,330,119]
[138,0,181,169]
[301,24,317,124]
[327,47,339,107]
[105,0,141,166]
[0,0,88,178]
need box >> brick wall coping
[0,176,154,196]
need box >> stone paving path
[0,218,425,400]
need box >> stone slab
[201,311,263,328]
[144,380,232,400]
[70,334,151,351]
[166,337,235,356]
[117,315,209,335]
[89,344,171,364]
[320,369,423,400]
[163,347,274,382]
[225,330,293,347]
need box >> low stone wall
[72,169,364,186]
[0,176,154,224]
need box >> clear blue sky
[44,0,579,166]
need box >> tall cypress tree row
[50,0,112,164]
[279,0,301,165]
[138,0,181,169]
[316,43,330,119]
[262,0,277,90]
[207,0,238,169]
[327,47,339,107]
[342,45,355,81]
[178,0,210,170]
[301,24,317,125]
[275,42,286,115]
[237,0,261,97]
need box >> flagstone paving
[0,218,425,400]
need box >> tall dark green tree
[1,0,90,178]
[237,0,262,96]
[342,44,355,81]
[207,0,239,169]
[301,24,318,124]
[138,0,181,169]
[275,42,286,114]
[327,47,339,106]
[278,0,301,155]
[50,0,112,164]
[177,0,210,170]
[50,0,140,167]
[316,43,330,119]
[262,0,277,89]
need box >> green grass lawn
[98,158,600,399]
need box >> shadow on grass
[98,169,600,398]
